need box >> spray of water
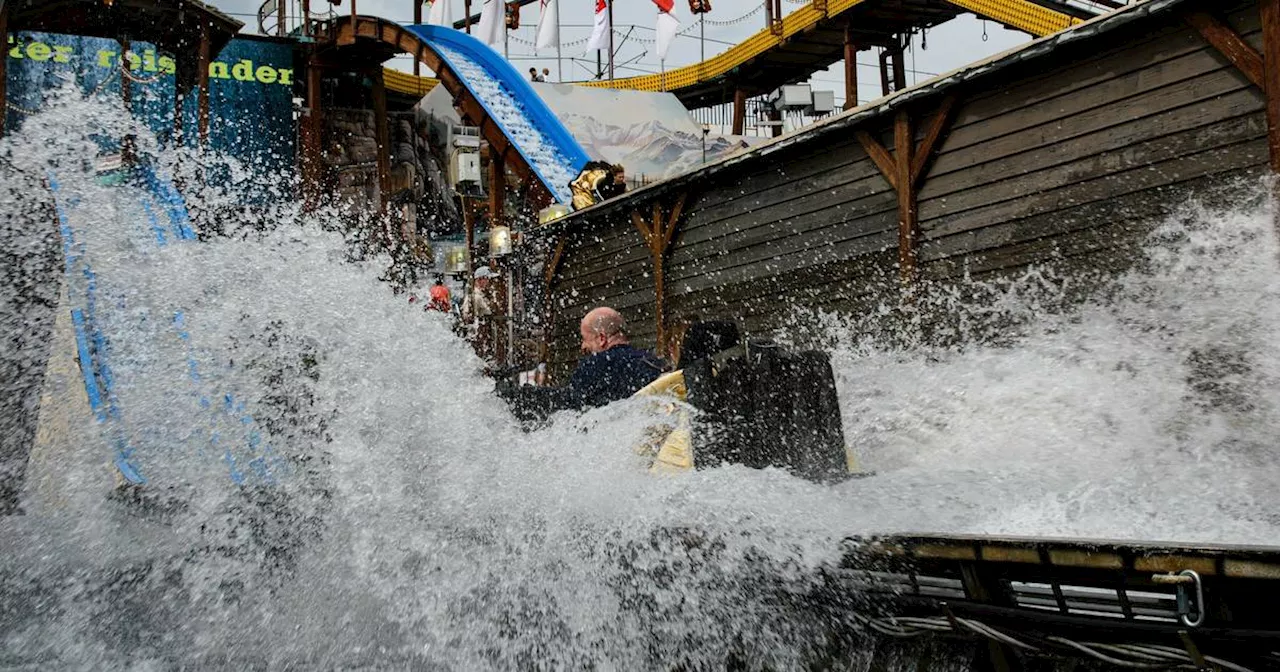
[2,91,1278,668]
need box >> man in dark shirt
[498,307,663,421]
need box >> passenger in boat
[496,307,663,420]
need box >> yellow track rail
[382,0,1079,99]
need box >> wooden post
[120,38,136,166]
[196,23,211,144]
[302,58,325,211]
[414,0,422,77]
[464,198,476,275]
[351,0,358,34]
[891,38,907,91]
[372,67,391,212]
[172,72,185,148]
[302,0,313,37]
[769,106,783,138]
[277,0,288,36]
[465,0,472,33]
[0,3,8,137]
[489,144,505,227]
[731,88,747,135]
[1262,0,1280,174]
[893,109,915,284]
[843,24,858,110]
[632,193,687,353]
[879,48,892,96]
[856,96,957,290]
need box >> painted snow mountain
[560,114,749,182]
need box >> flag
[427,0,453,26]
[476,0,506,46]
[651,0,674,10]
[587,0,610,52]
[535,0,559,51]
[655,8,679,61]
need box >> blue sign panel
[5,32,297,196]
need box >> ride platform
[839,533,1280,670]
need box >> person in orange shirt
[428,276,451,312]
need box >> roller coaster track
[381,0,1083,108]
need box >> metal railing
[257,0,339,37]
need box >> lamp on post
[488,224,513,257]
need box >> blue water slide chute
[405,24,589,204]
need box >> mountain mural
[559,113,750,182]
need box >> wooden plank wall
[544,0,1270,378]
[918,4,1267,287]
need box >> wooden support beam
[894,109,916,285]
[891,40,907,92]
[489,143,505,227]
[545,235,567,287]
[303,0,313,37]
[120,38,136,166]
[879,48,892,96]
[372,67,391,212]
[843,23,858,110]
[196,23,211,144]
[1264,0,1280,174]
[732,88,747,136]
[632,192,689,353]
[413,0,422,78]
[858,97,958,288]
[911,95,957,186]
[1185,12,1264,88]
[302,58,325,211]
[855,130,896,190]
[463,198,476,275]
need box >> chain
[5,100,42,116]
[703,4,764,26]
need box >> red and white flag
[535,0,560,51]
[427,0,453,27]
[654,0,680,61]
[586,0,610,53]
[476,0,506,46]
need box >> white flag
[655,10,679,61]
[586,0,610,53]
[535,0,560,51]
[476,0,506,46]
[427,0,453,26]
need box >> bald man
[498,306,663,421]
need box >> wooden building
[531,0,1278,377]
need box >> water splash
[2,92,1279,668]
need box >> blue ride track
[405,24,589,204]
[49,166,280,488]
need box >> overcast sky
[210,1,1028,107]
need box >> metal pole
[607,0,614,80]
[556,5,563,82]
[700,14,705,65]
